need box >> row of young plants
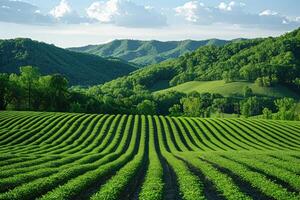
[138,116,164,200]
[1,113,79,154]
[229,119,295,150]
[204,154,300,200]
[38,115,140,200]
[225,154,300,191]
[1,112,299,155]
[0,113,68,147]
[90,115,147,200]
[0,115,134,199]
[154,115,205,200]
[238,119,300,149]
[177,152,252,200]
[222,119,286,150]
[0,115,130,193]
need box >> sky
[0,0,299,47]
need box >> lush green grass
[156,80,300,98]
[0,111,299,200]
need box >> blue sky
[0,0,299,47]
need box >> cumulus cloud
[50,0,90,24]
[174,1,212,24]
[0,0,53,24]
[175,1,300,29]
[0,0,88,25]
[86,0,167,28]
[50,0,72,18]
[217,1,245,12]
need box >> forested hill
[98,28,300,95]
[0,38,136,85]
[69,39,232,66]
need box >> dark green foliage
[168,104,182,116]
[137,100,157,115]
[69,39,230,66]
[98,28,300,96]
[0,38,136,85]
[262,108,273,119]
[153,91,184,114]
[243,86,253,98]
[0,73,9,110]
[1,67,70,111]
[240,97,261,118]
[19,66,40,109]
[274,98,297,120]
[74,28,300,119]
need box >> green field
[0,111,299,200]
[156,80,300,98]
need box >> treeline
[1,66,299,120]
[0,66,70,111]
[82,84,299,120]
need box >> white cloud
[175,1,200,22]
[86,0,167,28]
[0,0,53,24]
[174,1,212,24]
[0,0,89,25]
[218,1,245,12]
[86,1,119,23]
[50,0,72,19]
[259,10,278,16]
[49,0,90,24]
[175,1,300,29]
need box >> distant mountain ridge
[69,39,237,66]
[0,38,136,85]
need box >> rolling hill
[155,80,300,99]
[69,39,231,66]
[98,28,300,98]
[0,38,137,85]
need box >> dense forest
[69,39,234,66]
[0,28,300,120]
[64,28,299,118]
[0,38,136,85]
[98,28,300,93]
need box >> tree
[49,74,69,111]
[70,102,84,113]
[137,100,157,115]
[274,98,297,120]
[243,86,253,98]
[212,98,227,116]
[19,66,40,110]
[0,74,9,110]
[6,74,25,110]
[180,97,202,117]
[153,91,184,115]
[169,104,182,116]
[262,108,273,119]
[240,97,260,117]
[222,70,239,83]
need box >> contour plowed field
[0,111,299,200]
